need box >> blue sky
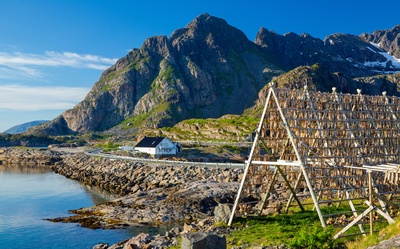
[0,0,399,132]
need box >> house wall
[156,138,177,155]
[135,147,156,155]
[135,138,177,155]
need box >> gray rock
[123,233,153,249]
[108,240,128,249]
[182,232,226,249]
[367,235,400,248]
[170,226,182,235]
[92,243,108,249]
[214,203,231,224]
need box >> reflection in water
[79,183,120,205]
[0,165,118,204]
[0,164,143,249]
[0,164,53,174]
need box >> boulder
[182,232,226,249]
[92,243,108,249]
[213,203,231,224]
[123,233,153,249]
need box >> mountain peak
[185,13,226,30]
[26,16,400,137]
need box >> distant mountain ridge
[28,13,400,137]
[5,120,48,134]
[361,24,400,58]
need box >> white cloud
[0,65,42,80]
[0,50,118,80]
[0,51,118,68]
[0,84,90,111]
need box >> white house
[135,137,181,156]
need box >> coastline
[2,147,398,248]
[0,147,243,248]
[50,153,243,227]
[0,147,62,166]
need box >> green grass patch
[346,218,400,249]
[128,56,150,71]
[182,118,207,126]
[95,141,121,152]
[118,101,176,131]
[228,212,323,247]
[120,112,150,129]
[156,114,258,142]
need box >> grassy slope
[140,114,259,142]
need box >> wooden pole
[228,85,273,226]
[368,170,373,236]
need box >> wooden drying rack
[228,83,400,239]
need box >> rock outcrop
[181,232,226,249]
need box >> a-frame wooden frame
[228,83,400,239]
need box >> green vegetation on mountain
[141,114,259,142]
[24,13,400,140]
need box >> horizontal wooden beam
[247,160,301,167]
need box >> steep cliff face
[32,14,279,135]
[29,15,400,136]
[255,28,326,70]
[255,28,397,77]
[361,25,400,58]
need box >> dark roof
[135,137,165,148]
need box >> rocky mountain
[4,120,48,134]
[29,13,400,137]
[361,24,400,58]
[30,14,281,136]
[255,28,399,76]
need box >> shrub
[289,225,337,249]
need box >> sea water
[0,165,162,249]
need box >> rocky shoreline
[0,147,244,247]
[51,153,243,196]
[50,153,242,225]
[0,147,61,166]
[49,152,245,248]
[2,147,398,249]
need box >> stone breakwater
[52,153,243,196]
[0,147,61,166]
[50,153,244,228]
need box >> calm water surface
[0,165,162,249]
